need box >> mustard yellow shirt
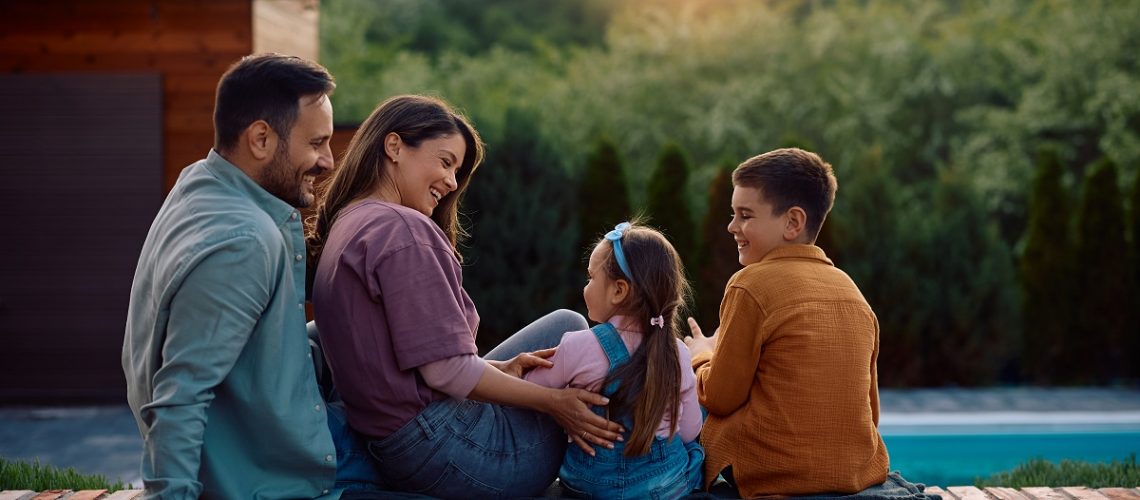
[692,244,889,496]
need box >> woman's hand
[546,388,625,456]
[490,347,556,378]
[684,317,718,357]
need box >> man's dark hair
[213,53,335,153]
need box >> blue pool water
[881,414,1140,486]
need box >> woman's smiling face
[386,133,467,216]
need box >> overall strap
[590,322,631,397]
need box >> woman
[307,95,622,498]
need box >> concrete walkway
[2,388,1139,489]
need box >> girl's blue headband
[604,222,634,281]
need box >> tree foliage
[693,162,738,330]
[1018,148,1074,384]
[646,142,697,271]
[461,108,578,351]
[1072,158,1131,384]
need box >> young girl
[525,221,705,498]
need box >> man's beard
[261,140,312,208]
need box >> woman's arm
[468,362,624,455]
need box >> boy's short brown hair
[733,148,838,242]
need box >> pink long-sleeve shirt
[524,317,703,442]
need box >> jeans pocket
[367,424,435,483]
[415,461,503,499]
[558,479,595,500]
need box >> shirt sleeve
[418,354,487,399]
[375,241,478,371]
[139,236,272,499]
[692,285,766,416]
[675,340,703,442]
[524,330,608,391]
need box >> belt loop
[416,413,435,440]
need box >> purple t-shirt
[312,200,479,438]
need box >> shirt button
[295,254,303,262]
[314,404,322,412]
[325,454,333,462]
[307,352,313,359]
[298,303,304,310]
[290,212,297,221]
[323,490,329,495]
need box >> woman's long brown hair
[596,221,691,456]
[305,95,484,274]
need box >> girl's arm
[675,340,704,442]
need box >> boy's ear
[783,206,807,242]
[610,279,630,305]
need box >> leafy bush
[976,455,1140,488]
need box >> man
[123,53,338,499]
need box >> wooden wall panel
[0,74,162,403]
[0,0,255,192]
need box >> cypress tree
[1132,168,1140,380]
[576,137,633,263]
[1073,158,1130,383]
[646,142,697,272]
[693,162,739,329]
[572,137,633,313]
[1018,148,1073,384]
[462,108,577,351]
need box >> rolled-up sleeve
[693,286,766,416]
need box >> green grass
[976,455,1140,488]
[0,457,128,492]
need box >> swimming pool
[880,412,1140,486]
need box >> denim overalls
[559,322,705,499]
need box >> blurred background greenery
[319,0,1140,387]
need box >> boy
[685,148,889,497]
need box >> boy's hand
[684,317,718,356]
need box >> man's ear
[246,120,276,161]
[610,278,630,305]
[783,206,807,242]
[383,132,402,163]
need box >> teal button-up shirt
[123,150,337,499]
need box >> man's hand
[546,388,624,456]
[684,317,718,357]
[490,348,556,378]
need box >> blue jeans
[332,309,588,499]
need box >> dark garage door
[0,73,162,403]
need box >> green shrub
[0,457,127,492]
[976,455,1140,488]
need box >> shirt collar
[203,149,298,225]
[758,244,834,266]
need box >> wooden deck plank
[986,487,1033,500]
[928,486,959,500]
[1063,487,1110,500]
[1097,489,1140,500]
[949,486,992,500]
[28,492,69,500]
[0,492,37,500]
[1023,487,1075,500]
[99,492,144,500]
[66,491,109,500]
